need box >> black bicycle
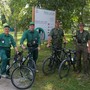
[58,49,76,79]
[11,47,38,89]
[20,47,37,76]
[42,44,66,75]
[0,52,35,89]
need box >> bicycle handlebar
[66,49,76,54]
[20,47,38,54]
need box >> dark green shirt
[76,30,90,44]
[20,30,40,46]
[0,33,16,48]
[49,28,64,47]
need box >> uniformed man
[0,24,18,77]
[20,22,40,72]
[75,22,90,75]
[47,20,66,49]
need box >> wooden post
[32,7,35,22]
[14,20,17,42]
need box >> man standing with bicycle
[20,22,41,72]
[75,22,90,76]
[0,23,18,78]
[47,20,67,49]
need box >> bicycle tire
[58,59,70,79]
[42,57,56,75]
[27,59,36,77]
[11,66,34,89]
[6,59,21,77]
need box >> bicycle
[58,49,76,79]
[0,52,35,89]
[20,47,37,76]
[42,43,66,75]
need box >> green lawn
[0,28,90,90]
[31,43,90,90]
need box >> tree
[0,0,11,25]
[0,0,89,33]
[37,0,87,32]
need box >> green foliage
[38,0,87,31]
[1,14,6,25]
[8,0,39,31]
[0,0,90,32]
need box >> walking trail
[0,78,31,90]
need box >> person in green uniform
[20,22,40,72]
[75,22,90,75]
[47,20,67,48]
[0,24,18,77]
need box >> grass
[0,27,90,90]
[31,43,90,90]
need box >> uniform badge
[33,41,35,44]
[2,40,4,43]
[83,38,85,40]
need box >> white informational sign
[35,8,56,40]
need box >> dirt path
[0,78,31,90]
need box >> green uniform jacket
[49,28,64,47]
[76,30,90,44]
[20,30,41,46]
[0,33,16,49]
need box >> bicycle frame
[65,49,76,68]
[21,47,38,64]
[51,42,67,59]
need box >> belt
[77,43,87,45]
[0,46,10,49]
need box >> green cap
[3,23,10,28]
[29,22,35,25]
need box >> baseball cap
[3,23,10,28]
[29,22,35,25]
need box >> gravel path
[0,78,31,90]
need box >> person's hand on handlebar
[65,41,68,44]
[14,47,19,54]
[38,46,40,50]
[64,40,68,44]
[21,44,26,49]
[47,44,51,48]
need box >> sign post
[32,7,56,40]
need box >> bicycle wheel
[27,59,36,76]
[11,66,34,89]
[6,59,21,77]
[58,59,70,79]
[42,57,56,75]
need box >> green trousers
[76,44,89,74]
[0,49,10,75]
[28,47,38,64]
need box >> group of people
[0,20,90,78]
[47,21,90,76]
[0,22,40,78]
